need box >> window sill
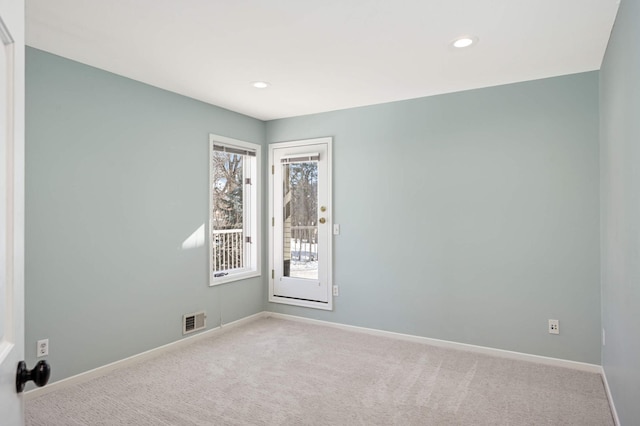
[210,270,261,286]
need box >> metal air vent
[183,311,206,335]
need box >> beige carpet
[26,317,614,425]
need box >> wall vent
[183,311,206,335]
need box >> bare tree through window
[212,152,244,271]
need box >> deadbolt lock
[320,206,327,212]
[319,218,326,224]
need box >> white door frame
[0,1,25,424]
[268,137,333,311]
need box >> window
[209,134,261,285]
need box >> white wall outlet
[333,224,340,235]
[37,339,49,357]
[332,285,339,296]
[548,319,559,335]
[602,328,606,346]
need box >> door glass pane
[282,161,318,280]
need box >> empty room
[1,0,639,424]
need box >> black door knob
[16,360,51,393]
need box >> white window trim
[209,134,261,286]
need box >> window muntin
[209,135,260,285]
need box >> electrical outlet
[602,328,606,346]
[37,339,49,357]
[332,285,339,296]
[548,319,559,335]
[333,224,340,235]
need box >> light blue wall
[600,0,640,423]
[266,72,601,364]
[25,48,265,383]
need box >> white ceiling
[26,0,619,121]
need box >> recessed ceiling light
[251,81,270,89]
[452,37,477,48]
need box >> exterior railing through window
[212,229,243,272]
[214,226,317,274]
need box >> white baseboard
[25,311,266,400]
[265,312,603,373]
[601,368,621,425]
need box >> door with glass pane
[270,138,331,307]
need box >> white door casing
[269,137,332,310]
[0,0,25,424]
